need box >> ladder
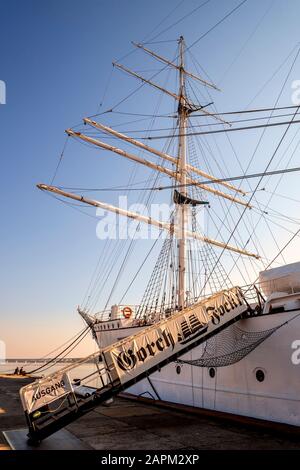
[20,286,263,444]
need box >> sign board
[20,371,73,414]
[103,287,246,384]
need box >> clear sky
[1,0,300,358]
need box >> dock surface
[0,376,299,450]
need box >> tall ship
[20,35,300,442]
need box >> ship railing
[92,286,265,325]
[239,284,265,311]
[92,302,179,323]
[92,308,111,321]
[93,304,141,322]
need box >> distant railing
[92,305,141,322]
[90,285,265,325]
[4,358,83,364]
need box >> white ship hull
[93,308,300,427]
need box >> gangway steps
[19,286,263,444]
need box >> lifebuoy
[122,306,132,319]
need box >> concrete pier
[1,376,299,450]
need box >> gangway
[20,286,264,444]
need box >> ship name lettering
[33,380,65,402]
[207,289,244,325]
[116,329,175,371]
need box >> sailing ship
[36,36,300,428]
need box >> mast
[177,36,187,310]
[37,37,262,316]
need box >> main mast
[36,36,260,318]
[177,36,187,310]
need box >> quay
[0,375,300,450]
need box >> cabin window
[176,365,181,375]
[209,367,216,378]
[255,369,265,382]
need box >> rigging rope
[188,53,286,271]
[102,112,300,133]
[56,166,300,193]
[184,0,249,54]
[139,118,300,139]
[199,96,300,296]
[26,325,92,375]
[187,44,300,296]
[83,72,179,313]
[50,136,69,185]
[115,0,185,63]
[217,0,275,86]
[88,0,245,118]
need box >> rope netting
[179,321,283,368]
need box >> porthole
[255,369,265,382]
[209,367,216,378]
[176,365,181,375]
